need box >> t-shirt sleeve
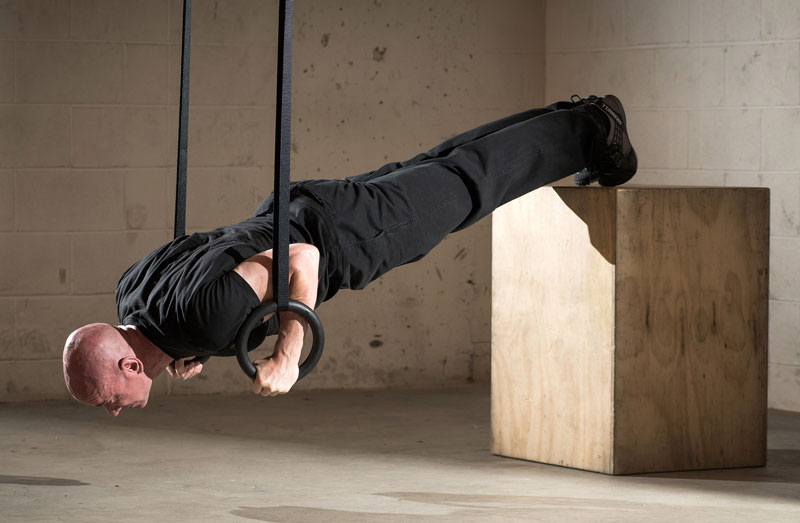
[182,271,278,352]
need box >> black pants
[262,100,607,291]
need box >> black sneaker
[571,94,637,187]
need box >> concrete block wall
[0,0,545,401]
[545,0,800,412]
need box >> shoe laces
[570,94,600,105]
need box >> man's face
[98,374,151,416]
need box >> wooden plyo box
[491,186,769,475]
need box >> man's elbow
[288,244,320,279]
[292,243,320,266]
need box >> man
[63,94,637,416]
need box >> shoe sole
[574,168,599,186]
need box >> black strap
[173,0,210,367]
[273,0,292,309]
[174,0,292,304]
[172,0,302,371]
[174,0,192,239]
[174,0,292,301]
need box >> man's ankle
[585,104,611,135]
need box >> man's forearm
[273,244,319,365]
[232,242,319,381]
[273,315,306,365]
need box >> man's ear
[119,356,143,375]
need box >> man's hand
[252,355,299,396]
[233,243,320,396]
[235,243,319,397]
[166,357,204,380]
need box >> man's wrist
[272,346,301,367]
[274,322,304,363]
[278,311,306,336]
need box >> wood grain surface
[491,186,769,475]
[492,187,617,473]
[613,187,769,474]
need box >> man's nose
[104,405,121,416]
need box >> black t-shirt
[115,193,342,360]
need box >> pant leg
[346,101,576,183]
[443,102,606,230]
[254,102,574,217]
[254,100,579,216]
[297,102,606,290]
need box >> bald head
[63,323,171,416]
[63,323,131,405]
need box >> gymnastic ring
[234,299,325,382]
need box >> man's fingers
[183,363,198,379]
[252,361,262,393]
[167,359,203,380]
[251,359,293,397]
[262,387,283,397]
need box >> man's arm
[233,243,320,396]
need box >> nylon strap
[273,0,292,309]
[174,0,292,308]
[174,0,192,239]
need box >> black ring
[235,300,325,381]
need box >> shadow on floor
[6,391,799,511]
[230,490,793,522]
[639,448,800,484]
[0,475,89,486]
[230,503,624,523]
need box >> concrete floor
[1,387,799,523]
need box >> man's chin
[138,389,151,408]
